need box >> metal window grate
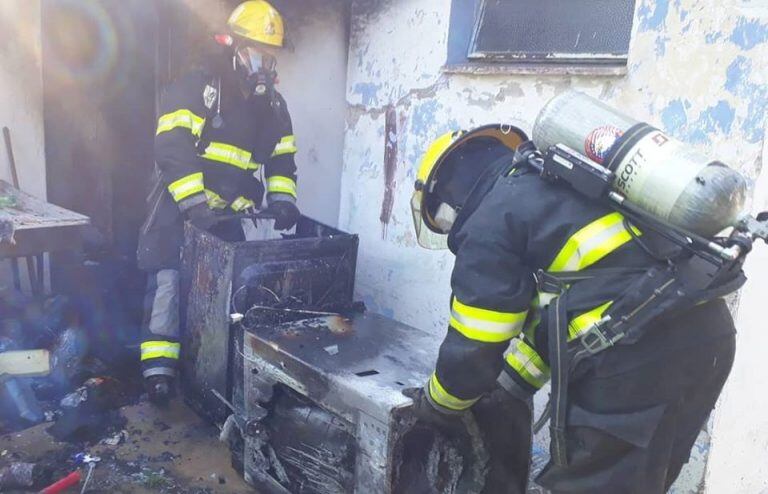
[468,0,636,65]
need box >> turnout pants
[140,269,182,378]
[536,300,736,493]
[138,185,257,378]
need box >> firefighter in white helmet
[137,1,300,404]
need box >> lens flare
[44,0,119,87]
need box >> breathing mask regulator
[233,44,278,100]
[214,33,279,100]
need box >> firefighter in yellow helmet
[409,126,737,493]
[137,1,301,404]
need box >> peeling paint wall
[339,0,768,491]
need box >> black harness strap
[535,259,746,468]
[547,293,570,467]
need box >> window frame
[444,0,634,76]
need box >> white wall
[0,0,45,289]
[706,129,768,492]
[278,1,348,227]
[339,0,768,491]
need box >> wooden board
[0,179,89,231]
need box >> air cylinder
[532,91,748,237]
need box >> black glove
[185,202,219,231]
[403,387,466,436]
[263,200,300,231]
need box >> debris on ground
[323,344,339,356]
[38,469,82,494]
[1,287,137,439]
[0,371,45,429]
[101,430,128,447]
[0,399,252,493]
[47,377,129,443]
[0,283,241,492]
[0,461,50,490]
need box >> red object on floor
[38,470,82,494]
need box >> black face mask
[234,45,277,99]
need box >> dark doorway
[42,0,160,359]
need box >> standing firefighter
[138,1,300,404]
[409,122,740,493]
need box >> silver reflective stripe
[497,371,536,403]
[267,192,297,204]
[148,269,180,338]
[178,193,207,212]
[143,367,177,378]
[450,309,524,338]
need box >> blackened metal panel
[182,216,358,424]
[180,223,235,423]
[240,312,444,493]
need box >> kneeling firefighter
[137,1,300,404]
[408,92,749,493]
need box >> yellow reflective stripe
[140,341,180,361]
[202,142,259,170]
[568,301,613,340]
[204,189,228,209]
[449,297,526,342]
[267,176,297,197]
[230,196,255,212]
[505,338,550,389]
[428,373,479,411]
[167,172,204,202]
[272,135,297,156]
[452,297,527,324]
[156,109,205,137]
[549,212,641,272]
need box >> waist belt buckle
[579,316,616,355]
[535,269,566,294]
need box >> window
[446,0,636,75]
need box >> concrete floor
[0,399,253,493]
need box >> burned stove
[181,217,479,493]
[230,312,476,494]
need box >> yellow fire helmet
[228,1,285,48]
[411,124,528,249]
